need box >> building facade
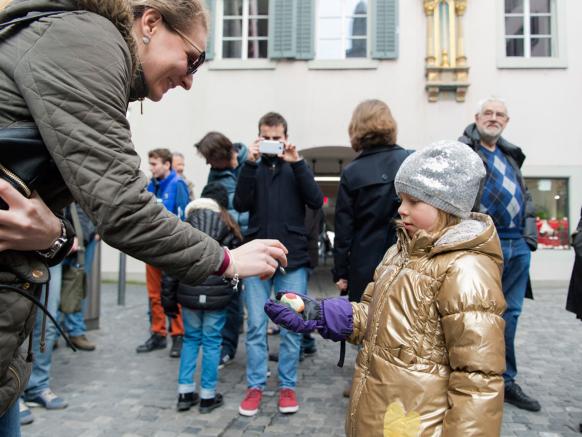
[102,0,582,282]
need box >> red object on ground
[146,264,184,336]
[239,388,263,417]
[278,388,299,414]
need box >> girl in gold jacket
[266,140,507,437]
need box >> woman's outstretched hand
[226,239,288,280]
[0,179,61,252]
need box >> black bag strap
[0,10,67,31]
[0,283,77,353]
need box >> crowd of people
[0,1,581,437]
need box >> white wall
[101,0,582,282]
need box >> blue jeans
[500,237,531,385]
[62,239,97,336]
[24,264,62,398]
[220,291,242,359]
[243,267,308,390]
[0,400,20,437]
[178,308,226,399]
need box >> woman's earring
[142,36,150,45]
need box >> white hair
[172,151,185,159]
[475,96,509,116]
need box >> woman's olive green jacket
[0,0,222,415]
[346,214,506,437]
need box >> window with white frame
[504,0,554,58]
[219,0,269,59]
[316,0,369,60]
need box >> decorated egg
[280,292,305,313]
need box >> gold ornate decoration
[424,0,470,102]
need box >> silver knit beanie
[394,140,486,218]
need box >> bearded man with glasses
[459,96,540,413]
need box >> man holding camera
[234,112,323,416]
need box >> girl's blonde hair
[348,99,398,152]
[130,0,209,34]
[433,210,462,233]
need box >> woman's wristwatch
[36,219,68,259]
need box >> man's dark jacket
[332,144,409,302]
[458,123,537,250]
[234,156,323,269]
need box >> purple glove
[264,293,354,342]
[264,293,322,333]
[319,298,354,341]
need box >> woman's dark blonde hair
[0,0,11,12]
[130,0,209,34]
[219,208,243,243]
[348,99,398,152]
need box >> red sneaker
[278,388,299,414]
[239,388,262,416]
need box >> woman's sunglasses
[167,24,206,76]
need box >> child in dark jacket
[162,186,242,414]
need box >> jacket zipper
[349,257,408,435]
[7,365,22,395]
[0,163,32,197]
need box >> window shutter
[269,0,296,59]
[204,0,216,60]
[295,0,315,60]
[372,0,398,59]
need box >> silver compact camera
[259,140,284,155]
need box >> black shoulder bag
[0,11,67,209]
[0,10,77,351]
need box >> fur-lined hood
[185,198,221,218]
[397,212,503,272]
[1,0,138,76]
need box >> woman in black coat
[566,207,582,320]
[566,208,582,433]
[332,99,409,303]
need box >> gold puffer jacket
[346,213,506,437]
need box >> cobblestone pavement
[21,268,582,437]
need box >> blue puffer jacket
[207,143,249,234]
[147,170,190,219]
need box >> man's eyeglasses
[481,110,508,120]
[167,24,206,76]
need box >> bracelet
[214,247,230,276]
[224,247,240,290]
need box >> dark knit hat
[201,182,229,210]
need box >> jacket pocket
[285,224,308,255]
[286,224,307,236]
[0,356,32,417]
